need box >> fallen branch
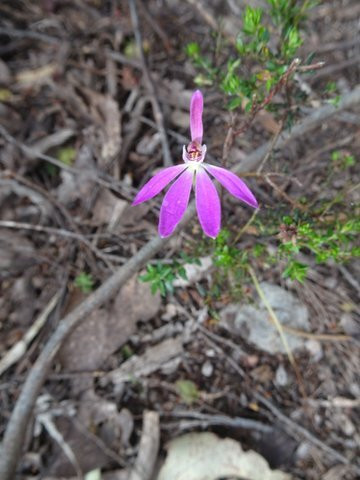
[0,86,360,480]
[128,411,160,480]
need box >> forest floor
[0,1,359,479]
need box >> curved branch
[1,87,360,480]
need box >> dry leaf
[100,95,122,165]
[16,64,57,86]
[104,336,183,388]
[92,189,128,230]
[157,432,292,480]
[59,276,161,372]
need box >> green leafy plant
[140,253,200,296]
[57,146,76,166]
[74,272,95,293]
[278,215,360,281]
[186,0,317,113]
[176,379,200,405]
[331,150,355,170]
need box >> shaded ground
[0,1,359,479]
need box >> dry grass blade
[38,412,83,479]
[0,292,60,377]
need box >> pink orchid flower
[132,90,258,238]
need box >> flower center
[186,141,203,161]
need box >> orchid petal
[132,165,187,205]
[204,164,258,208]
[190,90,203,143]
[195,167,221,238]
[159,168,193,237]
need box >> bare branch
[128,411,160,480]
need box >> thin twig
[0,26,61,44]
[139,0,173,54]
[234,58,301,136]
[0,220,115,267]
[339,265,360,296]
[265,175,305,210]
[166,410,272,434]
[233,86,360,174]
[38,413,83,479]
[1,86,360,480]
[232,209,258,245]
[0,125,135,203]
[310,55,360,82]
[128,0,172,167]
[107,49,142,69]
[257,121,283,173]
[0,124,77,174]
[185,0,236,45]
[279,326,351,342]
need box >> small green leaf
[194,74,213,87]
[227,97,242,110]
[121,344,134,359]
[74,272,94,293]
[186,42,200,58]
[243,6,263,35]
[176,380,199,405]
[282,261,308,282]
[178,266,188,280]
[327,95,341,107]
[56,147,76,166]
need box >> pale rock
[305,339,323,361]
[221,282,310,354]
[275,365,289,387]
[173,257,212,287]
[295,441,312,460]
[201,360,213,377]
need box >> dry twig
[0,220,116,268]
[128,411,160,480]
[234,58,301,136]
[0,293,60,377]
[185,0,236,45]
[128,0,172,167]
[166,410,272,434]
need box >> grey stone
[275,365,289,387]
[201,360,213,377]
[221,282,310,354]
